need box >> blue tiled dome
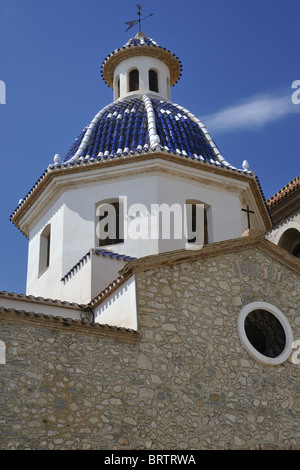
[61,32,233,167]
[63,96,231,168]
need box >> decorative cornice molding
[10,152,271,237]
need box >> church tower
[10,23,271,308]
[2,9,300,451]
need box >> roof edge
[118,235,300,278]
[0,290,88,310]
[0,306,139,342]
[267,176,300,208]
[11,152,264,238]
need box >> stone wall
[1,243,300,450]
[0,316,139,450]
[134,247,300,450]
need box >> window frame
[128,68,139,92]
[149,69,159,93]
[237,301,293,365]
[96,199,124,248]
[38,224,51,276]
[185,200,208,246]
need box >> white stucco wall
[24,160,261,303]
[26,198,65,300]
[91,252,128,301]
[93,275,137,330]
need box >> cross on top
[125,5,153,33]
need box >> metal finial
[125,5,153,33]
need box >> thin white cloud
[202,90,300,134]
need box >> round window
[238,302,293,365]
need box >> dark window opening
[46,233,50,267]
[98,201,124,247]
[39,224,51,275]
[116,76,120,98]
[149,70,159,92]
[129,69,139,92]
[244,309,286,358]
[292,243,300,258]
[187,203,208,245]
[278,228,300,258]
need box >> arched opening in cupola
[149,69,159,92]
[129,69,139,92]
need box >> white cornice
[12,153,270,237]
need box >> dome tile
[62,96,229,169]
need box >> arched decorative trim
[142,95,161,150]
[172,102,239,169]
[70,102,113,162]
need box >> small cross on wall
[241,205,255,230]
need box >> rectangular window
[149,70,159,93]
[129,69,139,92]
[186,202,208,245]
[97,201,124,247]
[39,224,51,275]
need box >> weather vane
[125,5,153,33]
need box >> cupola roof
[62,32,232,166]
[62,96,232,168]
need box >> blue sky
[0,0,299,295]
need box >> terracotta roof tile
[267,176,300,208]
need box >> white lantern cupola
[101,31,182,102]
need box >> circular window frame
[237,302,293,365]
